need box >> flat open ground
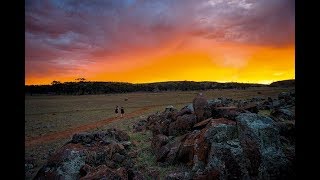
[25,87,294,179]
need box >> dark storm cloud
[25,0,294,69]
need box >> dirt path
[25,101,191,148]
[25,105,157,148]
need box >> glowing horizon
[25,0,295,85]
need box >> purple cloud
[25,0,295,77]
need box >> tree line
[25,80,269,95]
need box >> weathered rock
[156,135,186,163]
[278,92,291,101]
[146,113,171,135]
[107,142,126,156]
[79,164,93,177]
[120,141,132,149]
[193,94,212,121]
[184,104,194,113]
[128,151,138,158]
[207,99,223,108]
[205,119,238,143]
[206,140,245,179]
[275,121,295,145]
[80,165,128,180]
[158,118,237,168]
[35,129,133,180]
[236,113,290,179]
[242,104,259,113]
[165,171,192,180]
[108,128,130,142]
[218,97,234,106]
[193,118,213,130]
[151,134,169,150]
[211,106,247,120]
[113,153,125,163]
[146,169,160,179]
[71,133,94,144]
[173,106,193,120]
[71,129,129,145]
[169,114,197,136]
[163,106,179,120]
[193,169,220,180]
[133,119,147,132]
[34,145,86,180]
[271,108,295,121]
[129,170,145,180]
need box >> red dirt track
[25,105,158,148]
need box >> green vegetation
[25,80,269,95]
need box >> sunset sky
[25,0,295,85]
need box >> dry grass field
[25,87,293,179]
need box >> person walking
[115,105,119,117]
[120,107,125,117]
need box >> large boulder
[191,113,294,179]
[193,94,212,122]
[235,113,293,179]
[34,144,88,180]
[157,118,237,169]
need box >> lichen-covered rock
[236,113,291,179]
[34,129,133,180]
[271,108,295,121]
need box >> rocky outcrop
[144,91,295,179]
[34,129,140,180]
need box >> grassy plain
[25,87,293,179]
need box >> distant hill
[25,80,292,95]
[269,79,295,87]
